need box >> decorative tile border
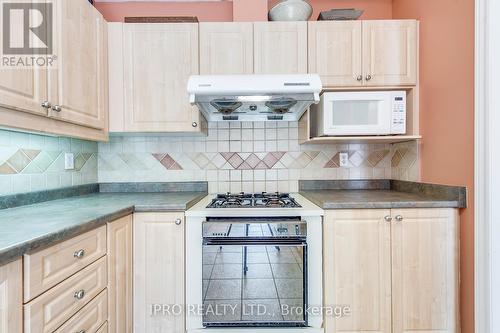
[0,129,98,195]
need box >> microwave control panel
[391,95,406,134]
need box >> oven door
[202,238,307,327]
[322,91,392,135]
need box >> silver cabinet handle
[365,74,372,81]
[356,75,363,81]
[73,249,85,259]
[395,215,403,222]
[384,215,392,222]
[51,105,62,112]
[175,218,182,225]
[74,289,85,300]
[192,122,198,128]
[76,330,86,333]
[41,101,51,108]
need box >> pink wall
[268,0,393,20]
[95,0,392,22]
[95,1,233,22]
[392,1,475,333]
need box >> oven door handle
[203,237,306,246]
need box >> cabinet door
[254,22,307,74]
[200,22,253,75]
[134,213,185,333]
[391,208,459,333]
[123,23,200,132]
[324,210,392,333]
[362,20,417,86]
[0,0,47,117]
[308,21,362,87]
[0,259,22,333]
[48,0,107,129]
[107,216,133,333]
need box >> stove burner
[207,192,301,208]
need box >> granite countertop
[300,189,463,209]
[299,179,467,209]
[0,191,207,266]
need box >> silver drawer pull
[74,289,85,300]
[395,215,404,222]
[175,218,182,225]
[384,215,392,222]
[76,330,86,333]
[51,105,62,112]
[73,249,85,259]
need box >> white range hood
[187,74,322,122]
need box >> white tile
[218,181,230,193]
[253,128,265,139]
[288,140,300,152]
[265,141,277,152]
[0,176,12,195]
[208,122,217,129]
[277,169,289,181]
[230,181,242,193]
[253,121,265,128]
[218,170,230,181]
[289,127,299,139]
[206,141,218,152]
[254,170,266,181]
[253,141,265,152]
[277,180,289,192]
[289,181,299,192]
[242,170,253,181]
[229,122,241,128]
[218,141,229,152]
[265,181,278,192]
[265,122,277,128]
[218,122,229,129]
[277,128,288,140]
[277,140,289,151]
[241,129,253,140]
[229,141,241,152]
[254,181,265,192]
[242,181,253,193]
[230,128,241,140]
[207,170,218,181]
[218,129,229,141]
[206,129,218,141]
[265,128,277,140]
[230,170,242,181]
[277,121,289,128]
[266,169,278,181]
[241,141,253,152]
[241,121,253,129]
[208,182,218,194]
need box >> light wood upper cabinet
[254,22,307,74]
[107,215,133,333]
[121,23,200,132]
[391,208,459,333]
[0,259,23,333]
[0,67,47,117]
[308,20,417,87]
[48,0,108,130]
[134,213,185,333]
[200,22,253,75]
[308,21,363,87]
[324,210,392,333]
[362,20,418,86]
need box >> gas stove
[206,192,302,208]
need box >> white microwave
[312,91,407,136]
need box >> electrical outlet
[64,153,74,170]
[339,152,349,167]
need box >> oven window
[202,244,306,327]
[331,100,380,126]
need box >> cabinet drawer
[24,256,107,333]
[54,289,108,333]
[24,226,107,301]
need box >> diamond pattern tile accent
[262,153,279,168]
[245,154,260,169]
[153,153,184,170]
[227,154,244,169]
[367,150,390,167]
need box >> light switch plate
[339,152,349,167]
[64,153,74,170]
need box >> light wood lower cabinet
[324,209,392,333]
[0,259,23,333]
[133,212,185,333]
[107,215,133,333]
[323,208,459,333]
[391,209,459,333]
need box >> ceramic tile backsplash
[391,141,420,181]
[0,129,98,195]
[98,122,418,193]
